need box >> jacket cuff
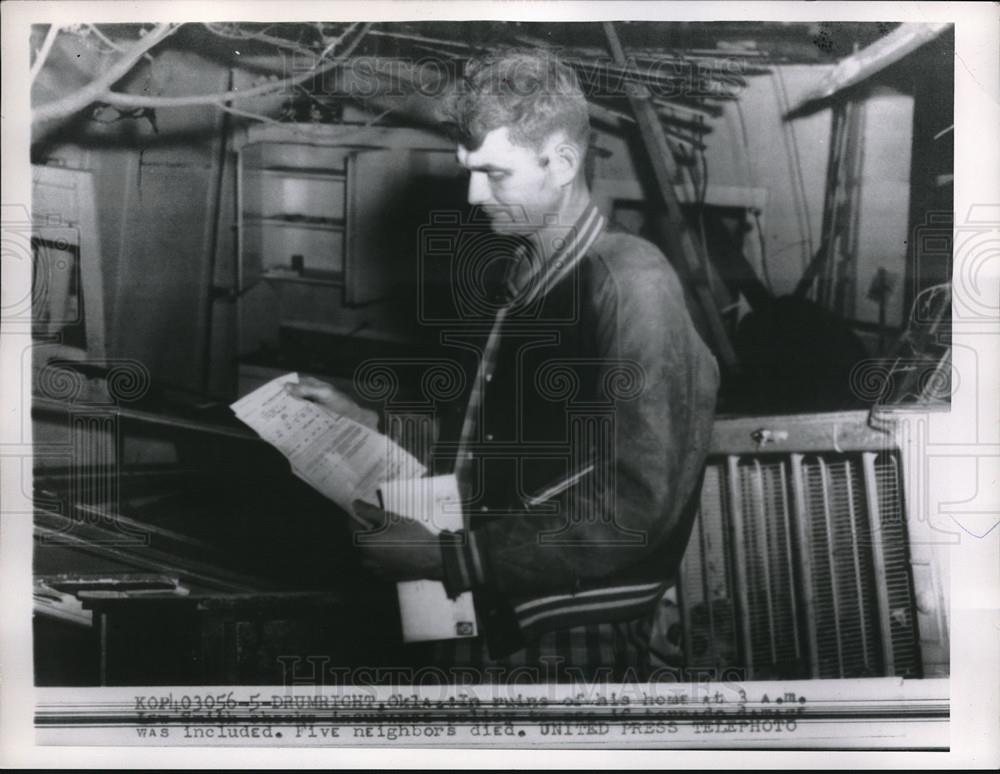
[439,529,487,598]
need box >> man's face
[456,126,563,236]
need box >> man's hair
[443,48,591,153]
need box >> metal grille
[801,455,881,677]
[872,453,920,677]
[737,459,803,679]
[678,450,920,679]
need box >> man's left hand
[351,500,444,583]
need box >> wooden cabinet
[238,143,347,285]
[233,125,468,368]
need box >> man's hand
[285,376,378,430]
[351,500,444,583]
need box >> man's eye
[487,171,508,183]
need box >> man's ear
[541,133,582,188]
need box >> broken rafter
[368,26,761,89]
[786,22,950,116]
[627,52,771,76]
[572,62,735,109]
[650,97,718,121]
[562,55,749,91]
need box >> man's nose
[467,172,492,206]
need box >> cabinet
[238,142,347,288]
[234,125,467,368]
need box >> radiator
[678,419,922,680]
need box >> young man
[290,49,719,683]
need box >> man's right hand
[285,376,379,430]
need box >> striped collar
[503,201,607,308]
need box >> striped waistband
[512,581,667,637]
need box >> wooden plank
[241,123,455,151]
[788,23,950,114]
[32,396,258,442]
[602,22,738,370]
[593,177,769,211]
[200,68,232,391]
[709,409,895,456]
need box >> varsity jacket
[438,201,719,657]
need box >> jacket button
[485,433,494,441]
[484,373,493,383]
[480,506,489,513]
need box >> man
[290,49,719,682]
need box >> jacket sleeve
[441,243,719,598]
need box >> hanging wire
[734,96,776,294]
[773,66,816,269]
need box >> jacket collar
[503,200,607,308]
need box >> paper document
[380,474,478,642]
[231,373,426,515]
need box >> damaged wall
[31,30,918,399]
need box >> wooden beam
[602,22,739,371]
[787,23,950,116]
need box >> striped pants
[425,615,655,685]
